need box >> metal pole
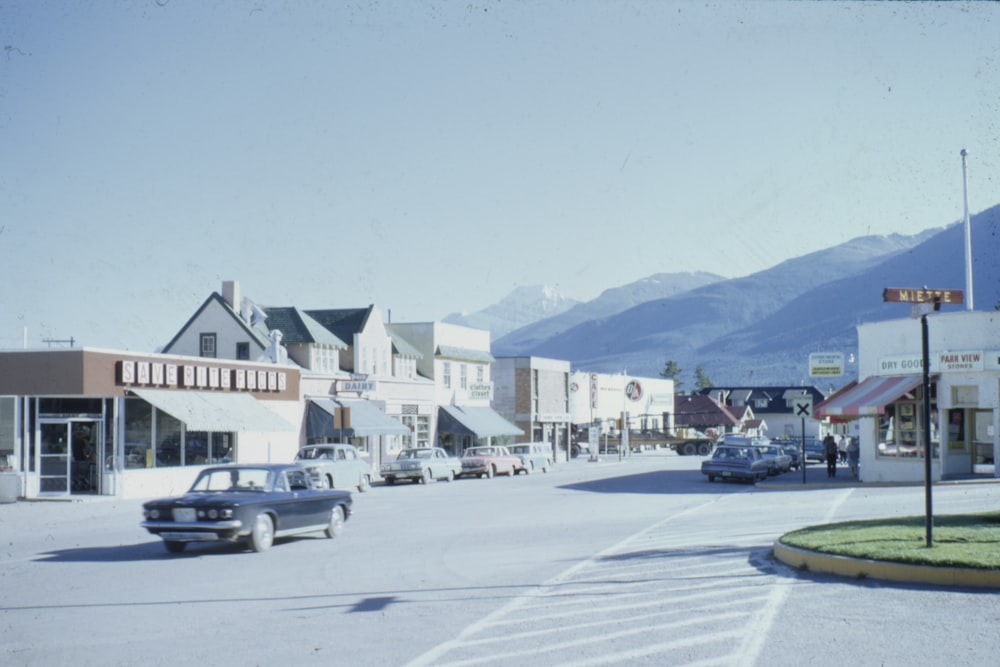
[801,417,806,484]
[961,149,974,311]
[922,314,933,547]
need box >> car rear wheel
[486,465,495,479]
[707,474,715,482]
[164,540,187,554]
[525,461,534,475]
[325,505,345,538]
[249,513,274,552]
[358,474,371,493]
[446,469,455,482]
[385,476,395,485]
[542,461,550,473]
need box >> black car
[141,463,352,554]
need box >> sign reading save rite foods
[118,360,287,393]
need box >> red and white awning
[814,375,925,418]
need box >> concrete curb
[772,540,1000,589]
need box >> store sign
[467,382,492,400]
[338,380,376,393]
[590,373,599,409]
[878,350,994,374]
[809,352,844,377]
[118,360,286,393]
[624,380,643,402]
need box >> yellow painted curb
[773,541,1000,589]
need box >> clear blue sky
[2,1,998,351]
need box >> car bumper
[142,519,244,541]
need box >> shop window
[200,333,217,358]
[876,394,939,459]
[124,398,153,469]
[156,410,184,467]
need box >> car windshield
[295,448,329,460]
[398,449,432,460]
[190,467,271,492]
[466,448,494,456]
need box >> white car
[294,444,373,492]
[509,443,553,474]
[380,447,462,485]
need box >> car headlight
[145,508,160,519]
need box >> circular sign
[625,380,642,402]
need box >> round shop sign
[625,380,643,402]
[570,382,579,393]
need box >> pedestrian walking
[838,435,848,463]
[824,434,838,478]
[846,436,860,477]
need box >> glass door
[39,422,71,494]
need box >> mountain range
[448,205,1000,390]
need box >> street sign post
[794,397,813,484]
[883,286,964,547]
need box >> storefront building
[567,371,675,434]
[0,348,300,500]
[815,311,1000,483]
[493,357,571,460]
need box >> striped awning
[814,375,924,418]
[130,389,295,432]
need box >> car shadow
[32,536,316,562]
[559,469,768,495]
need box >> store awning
[307,398,410,439]
[130,389,295,432]
[438,405,523,438]
[814,375,925,418]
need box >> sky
[2,1,999,352]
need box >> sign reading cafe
[118,359,287,393]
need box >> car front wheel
[486,466,495,479]
[325,505,345,538]
[446,469,455,482]
[249,513,274,552]
[358,474,371,493]
[421,469,431,484]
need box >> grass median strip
[779,512,1000,570]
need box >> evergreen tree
[694,364,714,390]
[660,360,683,390]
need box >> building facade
[816,311,1000,483]
[493,356,571,460]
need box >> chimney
[222,281,240,309]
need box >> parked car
[755,444,793,475]
[459,445,520,479]
[700,445,770,483]
[777,442,802,470]
[294,443,373,492]
[799,437,826,463]
[509,443,553,474]
[379,447,462,485]
[141,463,352,554]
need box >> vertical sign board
[809,353,844,377]
[794,397,813,483]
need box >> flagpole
[961,149,974,311]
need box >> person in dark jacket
[823,435,839,478]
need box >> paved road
[2,452,999,666]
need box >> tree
[659,359,683,390]
[694,365,714,390]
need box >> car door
[281,468,329,529]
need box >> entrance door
[39,422,71,494]
[39,420,103,495]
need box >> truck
[572,428,716,456]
